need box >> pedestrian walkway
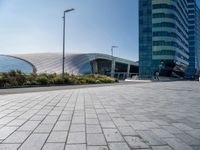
[0,81,199,150]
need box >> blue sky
[0,0,138,61]
[0,0,200,61]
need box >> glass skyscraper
[139,0,200,79]
[186,0,200,79]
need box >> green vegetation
[0,70,118,88]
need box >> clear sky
[0,0,138,61]
[1,0,200,61]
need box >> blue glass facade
[139,0,153,79]
[139,0,200,79]
[0,55,34,74]
[79,62,92,74]
[186,0,200,79]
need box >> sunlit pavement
[0,81,200,150]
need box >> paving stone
[72,117,85,124]
[87,125,102,133]
[185,129,200,140]
[18,121,40,131]
[0,127,17,140]
[67,132,86,144]
[34,124,54,133]
[142,121,160,129]
[87,146,108,150]
[53,121,70,131]
[134,115,151,122]
[152,129,174,138]
[86,114,98,119]
[112,118,129,127]
[100,120,116,128]
[49,110,62,116]
[87,134,107,146]
[86,118,99,125]
[172,123,193,131]
[3,131,31,143]
[0,117,16,125]
[86,109,96,113]
[162,125,183,134]
[37,110,51,116]
[108,142,130,150]
[7,119,26,127]
[42,143,65,150]
[59,114,72,121]
[152,146,173,150]
[118,126,138,136]
[103,128,124,142]
[0,81,200,149]
[153,119,170,126]
[174,133,200,146]
[137,130,167,146]
[0,144,20,150]
[130,121,148,130]
[30,115,46,121]
[192,145,200,150]
[19,133,48,150]
[124,136,149,149]
[47,131,68,142]
[96,109,107,114]
[18,110,38,119]
[70,124,85,132]
[42,116,59,124]
[164,138,194,150]
[109,113,121,118]
[65,144,86,150]
[98,115,111,121]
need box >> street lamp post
[62,8,75,83]
[111,46,118,77]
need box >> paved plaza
[0,81,200,150]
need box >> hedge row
[0,70,118,88]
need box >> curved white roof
[4,53,138,74]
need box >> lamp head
[64,8,75,13]
[111,46,118,48]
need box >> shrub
[64,74,79,85]
[25,80,31,86]
[0,70,117,88]
[4,70,26,86]
[8,70,17,77]
[8,77,18,86]
[99,76,116,83]
[64,74,71,84]
[36,75,48,85]
[0,74,4,87]
[25,74,37,85]
[4,82,11,88]
[53,76,63,84]
[77,78,87,84]
[15,74,26,86]
[85,77,97,84]
[82,74,117,84]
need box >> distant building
[139,0,200,79]
[0,53,138,79]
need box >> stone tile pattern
[0,81,200,150]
